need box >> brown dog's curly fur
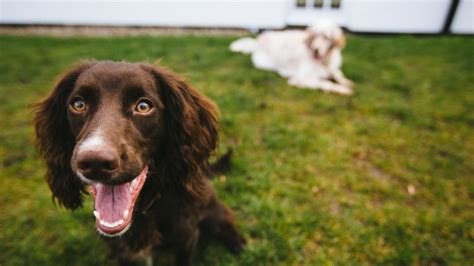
[34,61,245,265]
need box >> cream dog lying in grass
[230,20,354,95]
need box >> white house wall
[343,0,451,33]
[0,0,471,33]
[0,0,288,29]
[451,0,474,34]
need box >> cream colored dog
[230,20,354,95]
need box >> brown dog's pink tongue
[95,184,131,223]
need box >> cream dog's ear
[334,28,346,49]
[304,30,315,48]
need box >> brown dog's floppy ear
[143,64,218,202]
[34,62,93,210]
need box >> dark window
[296,0,306,8]
[314,0,323,8]
[331,0,341,9]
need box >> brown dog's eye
[70,97,87,112]
[134,99,153,114]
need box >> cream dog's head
[304,20,345,62]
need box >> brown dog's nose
[76,149,119,180]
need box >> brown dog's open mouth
[89,166,148,237]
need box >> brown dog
[34,61,245,265]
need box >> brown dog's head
[34,61,218,236]
[304,20,346,62]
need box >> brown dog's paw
[226,232,246,255]
[218,222,246,255]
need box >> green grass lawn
[0,34,473,265]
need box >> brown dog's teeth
[99,219,125,228]
[131,178,138,190]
